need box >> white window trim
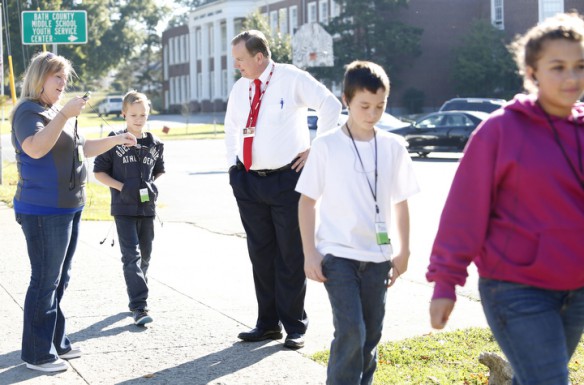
[308,2,317,23]
[491,0,504,30]
[538,0,564,22]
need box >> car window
[445,114,473,127]
[417,115,443,128]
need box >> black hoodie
[93,130,165,216]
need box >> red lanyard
[246,63,275,128]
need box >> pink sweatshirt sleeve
[426,122,499,301]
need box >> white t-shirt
[224,60,342,170]
[296,127,420,263]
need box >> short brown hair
[509,11,584,92]
[343,61,390,104]
[122,91,150,113]
[231,30,271,59]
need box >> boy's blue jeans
[479,278,584,385]
[114,215,154,311]
[17,211,80,365]
[322,254,391,385]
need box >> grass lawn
[0,93,225,140]
[312,327,584,384]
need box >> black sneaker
[133,309,153,326]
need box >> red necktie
[243,79,262,171]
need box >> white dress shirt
[224,60,342,170]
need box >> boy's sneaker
[59,344,82,360]
[133,309,153,326]
[26,358,69,372]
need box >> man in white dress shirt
[225,30,341,349]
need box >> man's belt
[236,159,295,177]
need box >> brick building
[162,0,584,114]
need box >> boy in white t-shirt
[296,61,419,384]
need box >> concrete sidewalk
[0,201,488,385]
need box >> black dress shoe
[238,327,283,342]
[284,333,305,349]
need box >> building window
[183,75,189,103]
[270,10,278,33]
[196,28,202,57]
[208,24,214,55]
[279,8,288,35]
[308,2,317,23]
[163,47,169,79]
[221,22,227,53]
[234,19,243,36]
[222,69,228,98]
[491,0,504,30]
[331,0,341,18]
[290,6,298,33]
[197,73,202,99]
[319,0,329,25]
[210,70,215,99]
[539,0,563,21]
[180,35,186,62]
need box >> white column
[189,26,197,104]
[213,19,222,103]
[201,23,210,100]
[226,16,235,96]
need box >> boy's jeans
[17,211,80,365]
[322,254,391,385]
[479,278,584,385]
[114,215,154,311]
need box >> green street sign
[21,10,87,45]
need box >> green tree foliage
[243,10,292,64]
[4,0,169,93]
[451,20,522,99]
[311,0,422,84]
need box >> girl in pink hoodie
[427,12,584,384]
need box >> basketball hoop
[292,23,334,69]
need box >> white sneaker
[26,358,69,372]
[59,344,82,360]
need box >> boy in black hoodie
[94,91,165,325]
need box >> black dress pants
[229,165,308,335]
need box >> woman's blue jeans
[16,211,81,365]
[114,215,154,311]
[322,255,391,385]
[479,278,584,385]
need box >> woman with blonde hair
[11,51,136,372]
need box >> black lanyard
[346,123,379,214]
[539,105,584,190]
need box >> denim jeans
[322,254,391,385]
[114,215,154,311]
[479,278,584,385]
[17,211,81,365]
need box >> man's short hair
[231,30,271,59]
[343,61,390,104]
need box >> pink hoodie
[427,93,584,301]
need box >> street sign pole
[21,10,88,46]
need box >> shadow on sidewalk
[0,312,135,382]
[68,312,146,342]
[116,341,282,385]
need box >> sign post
[21,10,87,45]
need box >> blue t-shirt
[11,100,86,215]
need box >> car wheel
[417,151,430,157]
